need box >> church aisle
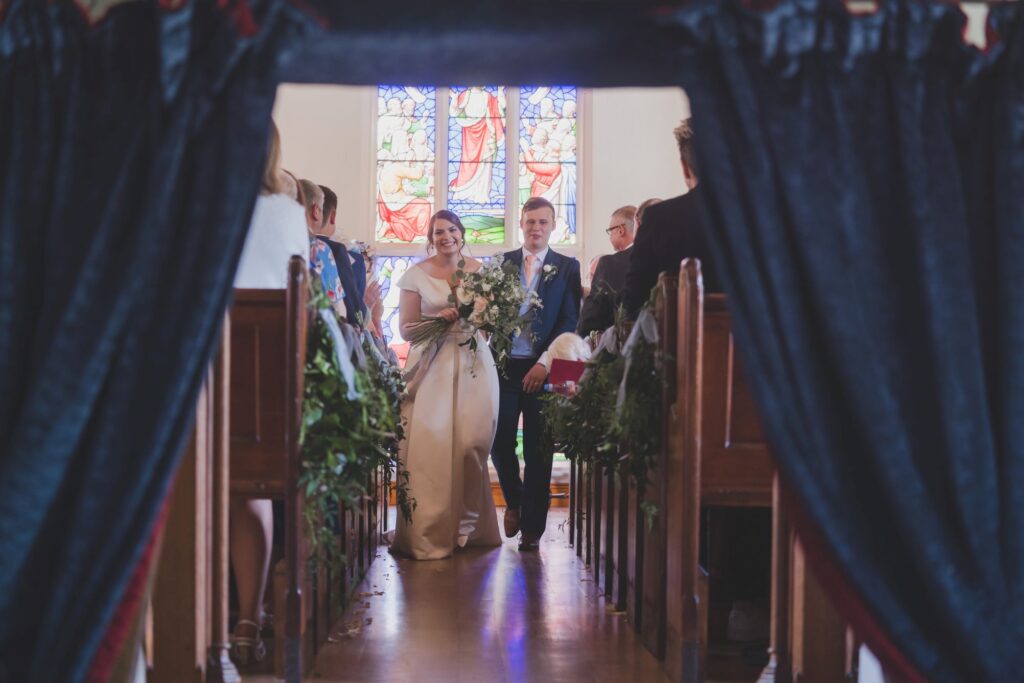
[252,508,666,682]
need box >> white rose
[482,283,492,292]
[473,296,488,314]
[543,264,553,273]
[455,286,473,306]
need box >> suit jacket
[622,188,721,317]
[348,249,367,300]
[321,237,368,327]
[577,246,631,336]
[503,248,582,360]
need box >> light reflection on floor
[244,508,666,682]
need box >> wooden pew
[638,273,678,657]
[229,257,311,682]
[151,325,238,683]
[665,259,852,683]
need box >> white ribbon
[401,336,447,402]
[593,326,622,357]
[615,309,659,413]
[319,309,361,401]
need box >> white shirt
[234,193,309,289]
[516,245,551,365]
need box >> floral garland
[299,283,414,587]
[542,345,623,469]
[542,295,667,523]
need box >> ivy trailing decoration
[299,283,414,585]
[542,346,623,469]
[611,330,666,527]
[541,294,669,524]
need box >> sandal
[229,619,267,665]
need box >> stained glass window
[447,86,507,245]
[518,86,578,245]
[376,86,436,244]
[375,255,419,345]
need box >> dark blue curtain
[674,1,1024,680]
[5,0,1023,680]
[0,2,306,680]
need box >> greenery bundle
[542,296,668,522]
[542,347,623,469]
[299,285,413,581]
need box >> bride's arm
[398,289,424,340]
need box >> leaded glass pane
[376,86,436,243]
[518,86,578,245]
[376,255,419,347]
[447,86,507,244]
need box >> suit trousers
[491,357,554,537]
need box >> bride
[389,210,502,560]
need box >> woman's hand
[364,280,384,325]
[438,307,460,323]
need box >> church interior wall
[272,83,690,276]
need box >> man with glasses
[577,205,637,336]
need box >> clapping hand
[364,280,384,318]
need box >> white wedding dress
[389,265,502,560]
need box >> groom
[492,196,582,551]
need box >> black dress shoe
[518,533,540,551]
[504,507,521,538]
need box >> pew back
[230,257,310,681]
[700,295,773,507]
[229,287,304,499]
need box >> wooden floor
[246,508,666,682]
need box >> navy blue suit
[348,249,367,300]
[320,237,368,327]
[491,248,582,537]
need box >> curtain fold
[673,1,1024,680]
[0,2,307,680]
[4,1,1023,680]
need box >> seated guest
[281,169,301,203]
[582,255,600,299]
[577,205,637,336]
[298,179,347,320]
[229,121,307,664]
[622,119,721,319]
[635,197,662,232]
[316,185,368,327]
[316,189,389,344]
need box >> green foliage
[542,348,623,470]
[542,297,668,525]
[300,283,414,588]
[612,335,665,488]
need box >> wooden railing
[570,260,855,682]
[152,257,387,683]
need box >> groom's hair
[521,196,555,219]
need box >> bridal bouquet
[405,255,540,367]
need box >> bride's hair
[426,210,467,255]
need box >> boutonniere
[542,263,557,282]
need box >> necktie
[525,253,537,283]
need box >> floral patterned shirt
[310,237,345,305]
